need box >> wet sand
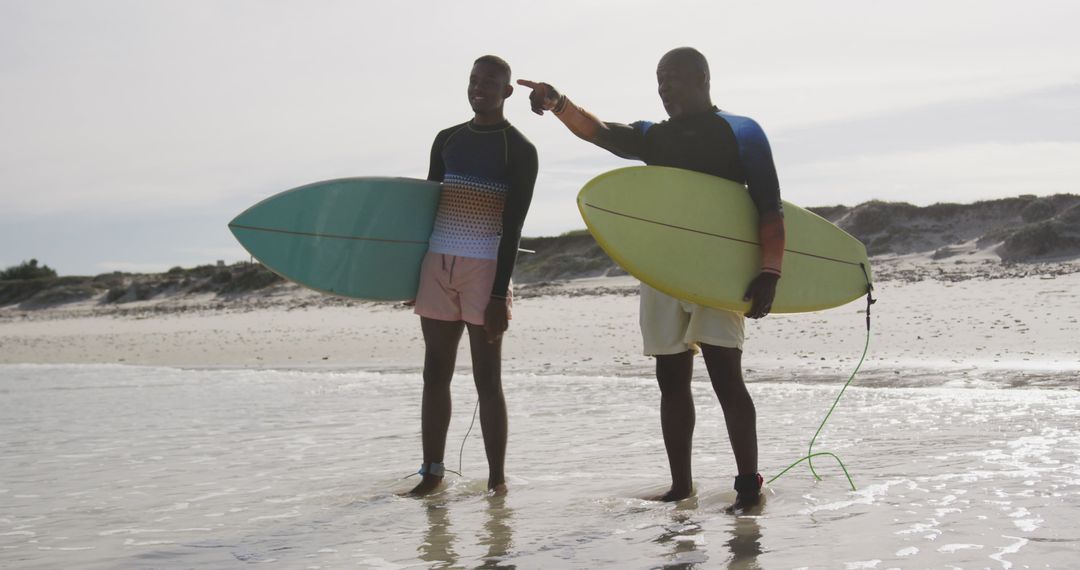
[2,366,1079,568]
[2,258,1079,568]
[2,267,1079,387]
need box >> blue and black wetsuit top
[602,106,783,216]
[427,119,538,296]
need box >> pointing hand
[516,79,562,115]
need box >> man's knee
[655,351,693,395]
[701,344,742,373]
[471,364,503,393]
[422,351,456,385]
[475,386,505,407]
[423,368,454,387]
[701,344,749,395]
[656,350,693,373]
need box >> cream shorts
[414,252,512,326]
[639,283,744,355]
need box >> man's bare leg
[406,317,465,496]
[466,323,507,494]
[700,343,760,508]
[652,349,696,501]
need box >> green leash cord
[768,269,875,492]
[766,328,868,490]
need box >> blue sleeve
[719,112,783,215]
[631,120,654,134]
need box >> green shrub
[211,269,233,284]
[189,264,219,278]
[0,279,52,307]
[1,259,57,280]
[220,266,283,294]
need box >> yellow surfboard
[577,166,872,313]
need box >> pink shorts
[414,252,512,326]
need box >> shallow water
[2,364,1079,569]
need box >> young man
[408,55,538,496]
[517,47,784,510]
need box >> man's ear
[503,84,514,99]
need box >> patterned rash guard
[601,106,783,216]
[427,120,538,296]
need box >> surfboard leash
[401,399,478,481]
[768,264,875,491]
[457,399,480,476]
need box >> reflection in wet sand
[478,495,516,569]
[650,496,764,569]
[653,501,709,568]
[725,516,763,570]
[419,501,458,569]
[416,495,516,569]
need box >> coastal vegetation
[0,259,57,281]
[2,194,1079,310]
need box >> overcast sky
[2,0,1078,275]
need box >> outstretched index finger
[516,79,542,89]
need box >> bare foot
[488,482,508,496]
[398,475,443,497]
[648,486,693,502]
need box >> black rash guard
[600,106,783,216]
[427,120,538,297]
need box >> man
[408,55,538,496]
[518,47,784,510]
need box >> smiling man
[407,55,538,496]
[518,47,785,510]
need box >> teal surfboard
[578,166,872,313]
[228,177,440,300]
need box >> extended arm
[516,79,645,160]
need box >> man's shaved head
[658,47,710,82]
[655,47,712,118]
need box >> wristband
[552,94,569,115]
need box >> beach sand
[2,257,1080,568]
[3,260,1079,385]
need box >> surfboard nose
[228,177,440,300]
